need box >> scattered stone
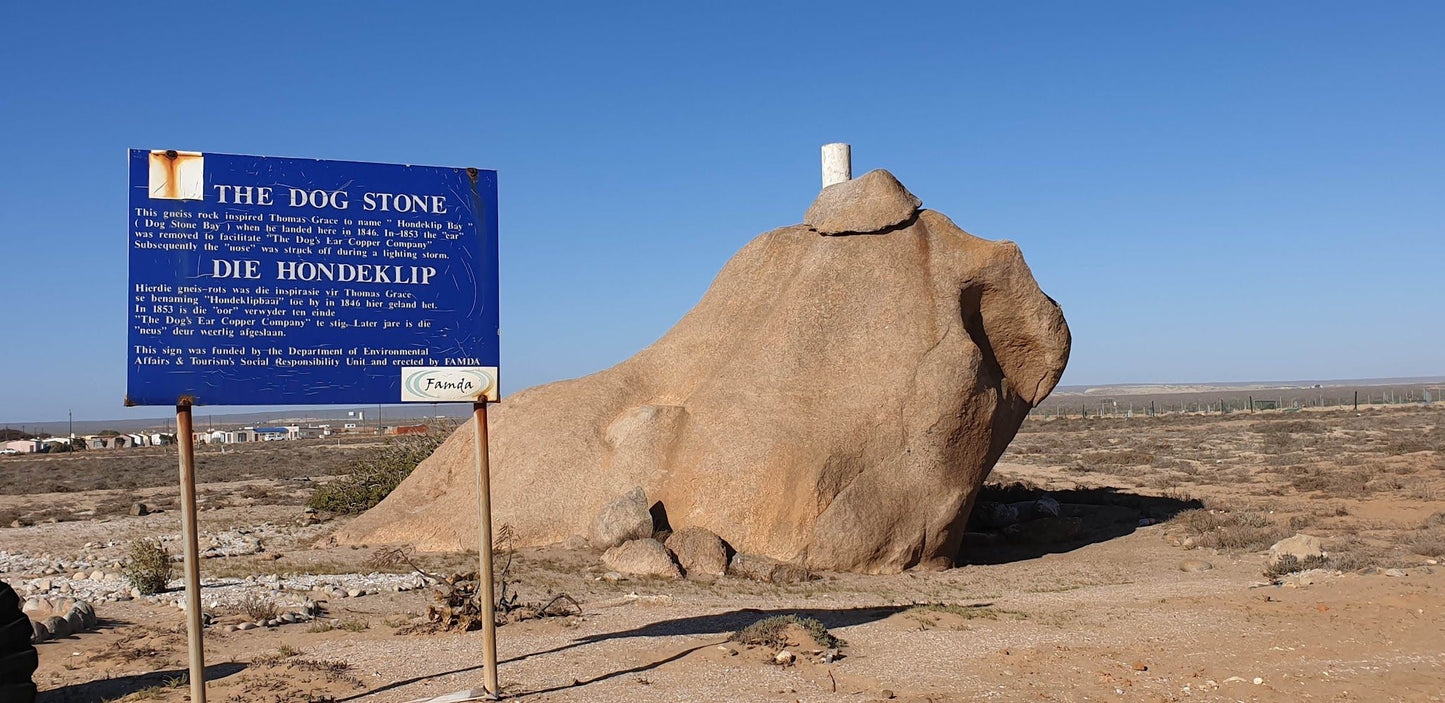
[88,570,104,581]
[562,534,590,551]
[589,487,654,551]
[22,598,44,617]
[236,622,258,631]
[1384,568,1408,578]
[221,624,236,633]
[804,169,921,235]
[64,610,85,633]
[881,690,896,700]
[601,539,681,579]
[972,502,1020,529]
[1011,495,1062,521]
[44,615,70,638]
[774,650,795,665]
[1269,534,1325,563]
[820,648,839,663]
[664,526,729,580]
[346,588,364,598]
[130,502,149,516]
[600,571,625,583]
[1132,662,1148,672]
[34,578,52,592]
[72,571,88,581]
[1178,559,1213,573]
[30,619,48,644]
[74,602,97,629]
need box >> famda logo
[401,367,497,402]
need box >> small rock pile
[588,488,813,584]
[22,596,98,644]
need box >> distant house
[252,426,295,441]
[296,426,330,439]
[3,440,40,453]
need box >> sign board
[126,149,499,406]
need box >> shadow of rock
[958,484,1204,565]
[339,605,907,701]
[38,663,246,703]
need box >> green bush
[731,614,844,649]
[124,538,173,594]
[307,425,451,514]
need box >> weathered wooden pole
[821,143,851,187]
[472,401,499,697]
[175,403,206,702]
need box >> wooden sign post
[471,400,499,698]
[174,403,206,703]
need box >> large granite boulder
[333,170,1070,574]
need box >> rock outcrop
[334,169,1070,573]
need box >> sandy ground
[3,405,1442,702]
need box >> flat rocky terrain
[2,404,1441,702]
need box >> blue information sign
[126,149,499,406]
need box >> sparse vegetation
[904,603,1026,629]
[237,593,280,622]
[1264,553,1331,580]
[123,538,173,594]
[338,617,370,632]
[731,614,844,649]
[1172,509,1286,552]
[307,425,452,513]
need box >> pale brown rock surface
[804,169,922,235]
[601,539,681,579]
[664,526,728,580]
[334,170,1070,574]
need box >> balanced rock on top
[333,169,1070,574]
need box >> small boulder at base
[589,487,654,551]
[44,615,70,638]
[1269,534,1325,563]
[1178,558,1214,573]
[804,169,922,235]
[664,526,729,580]
[601,538,681,579]
[130,502,149,516]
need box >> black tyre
[0,582,37,703]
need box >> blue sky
[2,2,1442,423]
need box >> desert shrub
[237,593,279,622]
[307,424,452,513]
[338,617,370,632]
[1249,420,1325,435]
[1172,509,1285,552]
[123,538,173,594]
[1077,450,1155,470]
[1387,435,1436,455]
[731,614,844,649]
[1411,526,1445,557]
[1264,553,1330,580]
